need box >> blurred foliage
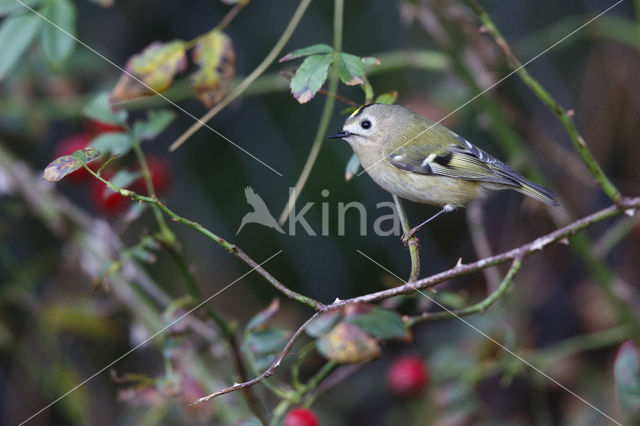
[1,0,640,425]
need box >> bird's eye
[361,120,372,129]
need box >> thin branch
[278,0,343,225]
[191,197,639,402]
[466,200,501,291]
[190,312,322,404]
[86,166,326,311]
[404,257,522,326]
[393,195,420,282]
[326,197,640,309]
[464,0,622,204]
[169,0,313,151]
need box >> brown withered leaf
[317,322,380,364]
[110,40,187,104]
[191,31,235,108]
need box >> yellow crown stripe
[349,105,365,118]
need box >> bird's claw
[402,230,419,247]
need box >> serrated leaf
[280,43,333,63]
[290,53,333,104]
[346,307,408,340]
[306,311,341,338]
[90,132,132,156]
[345,152,360,182]
[83,92,128,125]
[191,30,235,108]
[39,0,76,69]
[615,340,640,413]
[245,327,289,355]
[317,322,380,364]
[337,53,366,86]
[132,109,175,141]
[43,147,101,182]
[375,91,398,105]
[110,40,187,104]
[110,169,140,189]
[246,299,280,333]
[0,13,41,80]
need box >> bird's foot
[402,229,419,247]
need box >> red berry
[284,408,319,426]
[54,133,94,182]
[86,119,124,135]
[90,177,128,214]
[387,355,428,397]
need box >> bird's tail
[513,177,559,206]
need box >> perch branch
[393,194,420,282]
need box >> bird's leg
[401,205,455,246]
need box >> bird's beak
[328,130,352,140]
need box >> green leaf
[346,307,409,340]
[337,53,365,86]
[317,322,380,364]
[245,299,280,333]
[0,0,42,16]
[245,327,289,355]
[83,92,128,125]
[306,311,341,338]
[290,53,333,104]
[43,146,101,182]
[279,43,333,62]
[375,91,398,105]
[110,40,187,103]
[39,0,76,69]
[191,30,235,108]
[90,132,132,156]
[615,340,640,414]
[344,152,360,182]
[132,109,175,141]
[110,169,140,189]
[0,13,41,80]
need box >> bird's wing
[386,124,520,187]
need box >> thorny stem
[277,0,343,225]
[169,0,313,151]
[392,195,420,282]
[190,197,640,402]
[404,257,523,326]
[85,165,326,311]
[464,0,622,205]
[191,312,322,404]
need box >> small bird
[329,104,558,242]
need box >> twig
[169,0,313,151]
[86,166,326,311]
[392,195,420,282]
[192,197,639,402]
[404,257,522,326]
[464,0,622,204]
[466,200,501,291]
[277,0,343,225]
[190,312,321,404]
[327,197,639,309]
